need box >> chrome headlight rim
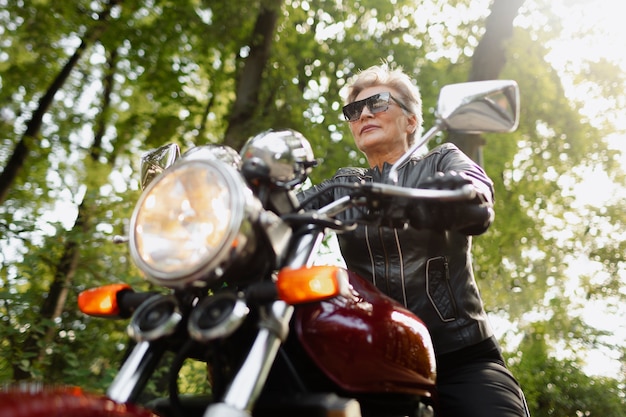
[129,158,257,288]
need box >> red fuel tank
[294,270,436,397]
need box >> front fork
[204,228,324,417]
[203,301,293,417]
[107,340,166,403]
[105,301,293,416]
[107,229,323,415]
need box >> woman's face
[347,85,417,163]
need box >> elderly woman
[298,64,529,417]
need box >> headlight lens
[130,159,258,288]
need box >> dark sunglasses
[342,92,411,122]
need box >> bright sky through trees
[516,0,626,378]
[534,0,626,131]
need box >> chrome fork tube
[203,230,322,417]
[106,341,165,403]
[203,301,293,417]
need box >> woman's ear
[406,113,418,134]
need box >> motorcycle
[0,80,519,417]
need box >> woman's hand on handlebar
[409,171,494,235]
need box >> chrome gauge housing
[240,129,316,189]
[129,158,261,288]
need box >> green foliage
[507,326,626,416]
[0,1,625,415]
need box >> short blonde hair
[346,64,423,145]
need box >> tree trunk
[449,0,525,164]
[197,85,216,143]
[0,0,121,205]
[11,204,90,380]
[11,42,120,382]
[223,0,282,150]
[92,48,119,162]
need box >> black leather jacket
[298,143,495,357]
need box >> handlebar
[117,290,160,318]
[315,182,477,218]
[292,181,480,232]
[362,182,476,201]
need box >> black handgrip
[410,201,494,235]
[454,203,494,235]
[244,281,278,304]
[117,290,160,318]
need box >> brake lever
[281,212,358,231]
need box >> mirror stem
[388,122,443,184]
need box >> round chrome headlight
[129,159,261,288]
[182,144,242,169]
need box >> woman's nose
[359,105,374,119]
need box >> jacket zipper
[364,224,376,286]
[393,228,408,307]
[443,259,458,316]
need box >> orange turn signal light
[276,266,348,304]
[78,283,132,317]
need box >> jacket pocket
[426,256,457,322]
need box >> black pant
[435,361,530,417]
